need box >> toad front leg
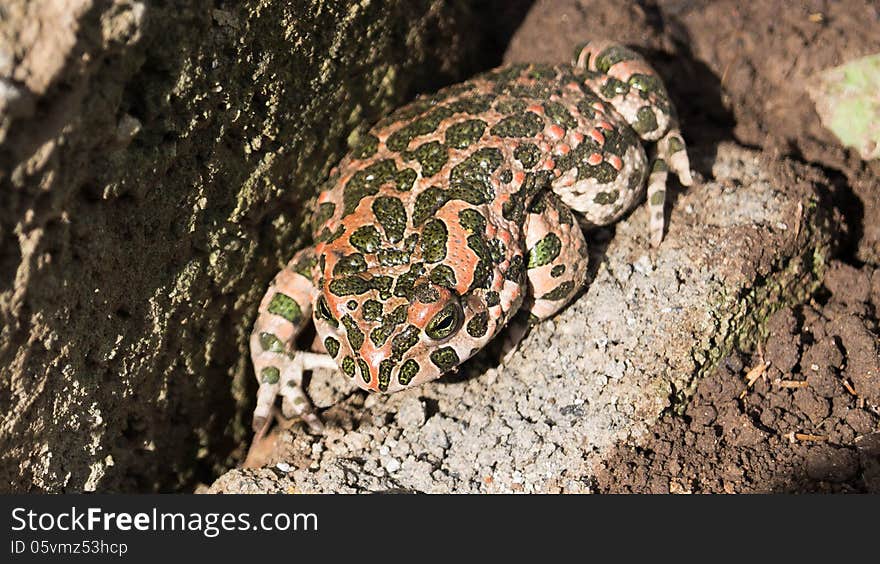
[500,192,591,362]
[523,192,590,321]
[249,248,336,434]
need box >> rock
[206,143,835,493]
[0,0,495,492]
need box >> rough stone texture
[206,144,835,493]
[0,0,497,492]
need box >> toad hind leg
[574,40,693,245]
[250,248,333,433]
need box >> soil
[595,264,880,493]
[505,0,879,493]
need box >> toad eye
[425,302,463,340]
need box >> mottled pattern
[249,41,692,431]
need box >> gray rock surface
[0,0,491,492]
[206,143,835,493]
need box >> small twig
[841,378,859,397]
[775,379,808,388]
[720,56,736,89]
[786,432,828,444]
[745,362,770,387]
[739,359,771,399]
